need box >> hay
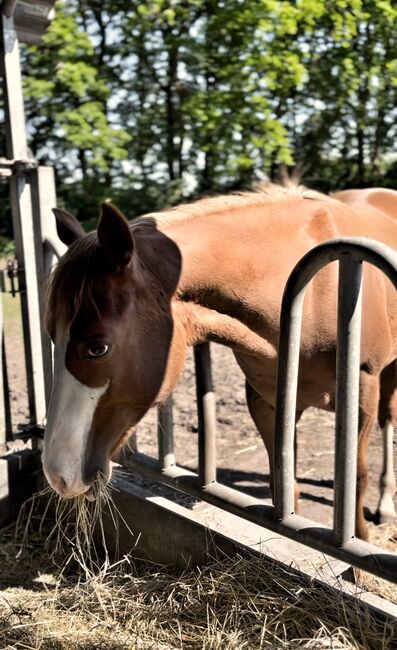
[0,490,396,650]
[354,524,397,606]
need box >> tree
[18,0,397,227]
[292,0,397,190]
[22,0,130,221]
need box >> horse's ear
[52,208,86,246]
[97,203,133,269]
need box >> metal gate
[0,1,63,522]
[123,239,397,584]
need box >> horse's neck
[142,210,278,360]
[134,210,260,304]
[163,210,262,303]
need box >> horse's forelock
[45,233,98,339]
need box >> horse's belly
[234,350,336,411]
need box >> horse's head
[43,204,183,499]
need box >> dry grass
[355,523,397,605]
[0,486,396,650]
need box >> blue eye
[87,343,109,358]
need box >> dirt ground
[2,292,396,537]
[135,343,396,533]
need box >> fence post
[158,398,175,469]
[1,13,46,424]
[333,257,363,546]
[194,343,217,487]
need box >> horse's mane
[135,181,330,227]
[46,182,330,336]
[45,233,99,338]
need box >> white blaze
[42,335,108,497]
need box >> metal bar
[123,239,397,584]
[273,284,306,520]
[334,257,363,546]
[274,239,397,523]
[194,343,217,487]
[122,451,397,583]
[157,398,175,468]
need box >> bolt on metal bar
[157,397,175,469]
[334,257,363,546]
[194,343,217,487]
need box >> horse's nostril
[51,472,68,495]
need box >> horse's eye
[87,343,109,358]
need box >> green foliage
[17,0,397,223]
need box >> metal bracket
[0,157,38,177]
[14,422,45,440]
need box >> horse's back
[333,188,397,221]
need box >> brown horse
[43,184,397,540]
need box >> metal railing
[123,237,397,584]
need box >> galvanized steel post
[157,398,175,469]
[334,257,363,546]
[194,343,217,487]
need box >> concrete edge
[0,449,40,527]
[97,476,397,623]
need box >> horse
[42,183,397,541]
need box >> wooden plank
[0,449,40,526]
[30,166,63,407]
[36,166,66,274]
[0,289,12,444]
[1,14,28,159]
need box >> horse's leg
[245,381,275,497]
[376,362,397,524]
[356,371,380,540]
[246,381,301,509]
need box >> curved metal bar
[274,237,397,547]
